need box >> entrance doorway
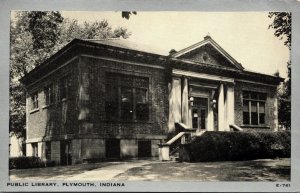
[192,97,208,130]
[60,140,72,165]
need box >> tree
[268,12,291,130]
[121,11,137,20]
[10,11,131,137]
[10,11,64,137]
[28,12,64,50]
[268,12,291,49]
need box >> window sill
[29,108,39,114]
[241,125,270,129]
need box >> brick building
[20,36,283,165]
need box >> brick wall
[26,58,79,141]
[234,81,278,131]
[77,56,169,139]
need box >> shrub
[181,131,290,162]
[9,156,56,169]
[44,160,56,167]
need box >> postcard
[1,0,300,192]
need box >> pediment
[172,36,244,71]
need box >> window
[105,73,149,122]
[59,75,71,100]
[121,87,134,121]
[243,91,266,125]
[32,143,38,157]
[44,84,54,105]
[31,92,39,110]
[105,85,118,120]
[136,88,149,121]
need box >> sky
[62,11,290,78]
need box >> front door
[192,97,208,130]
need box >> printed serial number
[276,183,290,188]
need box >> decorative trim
[172,38,243,70]
[189,83,218,89]
[173,69,234,83]
[81,54,165,70]
[236,79,278,87]
[25,56,79,88]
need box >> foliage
[268,12,291,130]
[9,156,56,169]
[28,12,64,50]
[181,131,291,162]
[9,82,26,138]
[278,62,291,129]
[10,11,131,137]
[268,12,291,49]
[121,11,137,20]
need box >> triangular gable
[172,36,244,70]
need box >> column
[26,143,33,156]
[38,142,46,160]
[226,85,235,131]
[168,78,182,132]
[274,97,278,131]
[181,77,189,126]
[218,84,225,131]
[207,90,214,131]
[224,86,228,131]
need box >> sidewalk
[10,160,158,181]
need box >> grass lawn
[114,158,290,181]
[10,158,290,181]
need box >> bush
[44,160,56,167]
[9,156,56,169]
[181,131,290,162]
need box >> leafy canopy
[10,11,131,136]
[268,12,291,49]
[268,12,291,130]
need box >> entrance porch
[169,69,235,133]
[159,71,237,161]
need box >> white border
[1,0,299,192]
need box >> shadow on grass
[114,158,290,181]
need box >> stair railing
[158,131,193,161]
[229,124,243,131]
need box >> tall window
[59,75,70,100]
[105,73,149,122]
[243,91,266,125]
[31,92,39,110]
[44,84,54,105]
